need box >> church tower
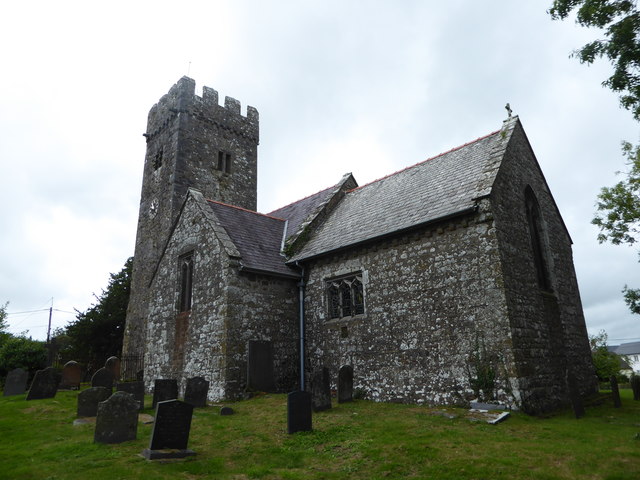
[123,77,259,362]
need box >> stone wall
[303,210,521,407]
[145,192,298,401]
[490,122,597,413]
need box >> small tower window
[178,252,194,312]
[217,151,232,174]
[153,148,163,170]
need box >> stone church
[123,77,596,414]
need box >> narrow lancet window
[525,187,552,292]
[178,252,194,312]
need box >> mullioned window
[327,274,364,319]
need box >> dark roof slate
[208,201,299,278]
[268,185,336,239]
[614,341,640,355]
[290,130,500,261]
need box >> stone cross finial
[505,103,512,118]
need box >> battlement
[145,76,259,142]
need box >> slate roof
[614,341,640,355]
[207,201,299,278]
[289,129,501,262]
[269,185,337,239]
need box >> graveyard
[1,383,639,479]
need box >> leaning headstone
[247,340,275,392]
[91,367,114,391]
[287,390,312,434]
[220,406,234,416]
[116,381,145,411]
[26,367,61,400]
[3,368,28,396]
[338,365,353,403]
[311,367,331,412]
[77,386,111,417]
[184,376,209,407]
[152,379,178,409]
[142,399,196,460]
[105,356,121,382]
[610,376,622,408]
[60,361,82,390]
[94,391,139,444]
[630,376,640,401]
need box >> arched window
[178,252,194,312]
[525,187,552,292]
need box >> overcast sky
[1,1,638,344]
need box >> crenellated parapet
[144,76,259,144]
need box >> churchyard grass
[1,388,639,479]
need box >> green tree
[549,0,640,120]
[590,330,624,380]
[56,257,132,369]
[550,1,640,314]
[0,335,47,380]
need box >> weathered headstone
[152,379,178,409]
[184,376,209,407]
[630,376,640,401]
[26,367,61,400]
[116,381,145,411]
[287,391,312,434]
[311,367,332,412]
[338,365,353,403]
[610,375,622,408]
[94,391,139,444]
[60,361,82,390]
[247,340,275,392]
[566,370,585,419]
[220,406,234,416]
[91,367,114,391]
[142,399,196,460]
[77,386,111,417]
[105,356,121,382]
[3,368,28,396]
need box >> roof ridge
[268,183,338,215]
[207,199,286,221]
[347,129,501,193]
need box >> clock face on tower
[149,198,159,217]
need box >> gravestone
[566,370,585,419]
[184,376,209,407]
[3,368,28,396]
[630,376,640,401]
[311,367,331,412]
[105,356,121,382]
[142,399,196,460]
[220,406,234,416]
[26,367,61,400]
[94,391,139,444]
[247,340,274,392]
[287,390,312,434]
[91,367,114,391]
[152,379,178,409]
[338,365,353,403]
[116,381,145,411]
[77,386,111,417]
[60,361,82,390]
[610,376,622,408]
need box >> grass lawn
[0,388,639,479]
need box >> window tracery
[327,274,364,319]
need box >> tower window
[178,252,194,312]
[217,151,232,174]
[153,148,163,170]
